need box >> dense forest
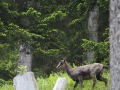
[0,0,109,81]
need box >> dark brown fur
[56,57,108,89]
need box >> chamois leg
[96,74,108,86]
[91,75,96,88]
[72,81,78,89]
[78,75,83,89]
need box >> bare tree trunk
[18,43,32,71]
[87,3,99,61]
[18,0,34,72]
[110,0,120,90]
[14,1,39,89]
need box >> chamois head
[56,57,66,69]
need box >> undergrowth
[37,70,110,90]
[0,70,110,90]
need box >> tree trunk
[53,78,67,90]
[18,0,34,72]
[87,4,99,61]
[110,0,120,90]
[13,72,38,90]
[18,43,32,71]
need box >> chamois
[56,57,108,89]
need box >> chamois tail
[103,65,109,69]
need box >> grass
[0,70,110,90]
[37,70,110,90]
[0,84,14,90]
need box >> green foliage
[98,0,109,10]
[0,78,13,89]
[0,0,109,80]
[0,49,18,80]
[0,78,6,87]
[38,71,109,90]
[43,10,66,22]
[18,65,27,75]
[0,71,110,90]
[81,29,109,64]
[0,84,14,90]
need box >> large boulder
[13,72,38,90]
[53,77,67,90]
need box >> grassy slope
[0,71,110,90]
